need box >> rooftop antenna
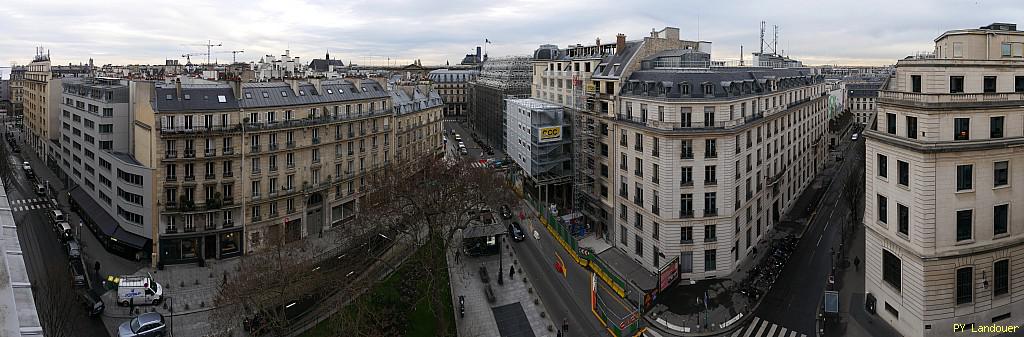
[773,25,779,55]
[697,14,701,41]
[740,45,744,66]
[760,21,765,55]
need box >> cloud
[1,0,1023,70]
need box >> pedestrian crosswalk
[730,317,807,337]
[10,198,49,212]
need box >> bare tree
[212,153,514,336]
[36,264,77,337]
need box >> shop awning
[70,187,147,249]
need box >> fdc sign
[539,126,562,143]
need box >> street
[444,120,608,337]
[2,124,109,336]
[752,128,865,335]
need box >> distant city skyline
[1,0,1024,74]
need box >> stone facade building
[864,22,1024,336]
[428,69,478,118]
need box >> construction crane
[222,50,244,63]
[182,40,222,64]
[181,52,207,65]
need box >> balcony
[224,219,234,227]
[877,90,1024,109]
[204,149,217,157]
[704,209,718,217]
[348,131,355,138]
[205,173,216,180]
[223,147,235,155]
[617,113,764,132]
[287,162,296,169]
[223,171,234,178]
[679,210,694,219]
[159,124,243,135]
[183,149,196,158]
[165,150,178,159]
[223,197,234,205]
[705,179,717,186]
[312,157,321,164]
[269,165,278,172]
[680,180,693,187]
[165,175,177,182]
[165,226,178,234]
[268,143,279,151]
[286,141,296,149]
[681,151,694,159]
[250,145,261,153]
[183,175,195,182]
[251,168,261,176]
[312,137,321,145]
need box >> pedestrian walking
[854,256,861,271]
[455,249,461,264]
[509,265,515,279]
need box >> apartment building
[128,77,443,264]
[847,81,883,125]
[864,23,1024,336]
[531,27,705,241]
[23,57,58,161]
[58,77,151,256]
[427,69,478,118]
[9,66,25,116]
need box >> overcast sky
[1,0,1023,76]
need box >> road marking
[766,324,777,336]
[742,317,761,337]
[778,327,787,336]
[735,316,806,337]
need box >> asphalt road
[3,127,109,336]
[444,120,608,337]
[754,129,865,335]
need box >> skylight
[218,95,227,103]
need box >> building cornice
[864,129,1024,153]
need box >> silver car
[118,312,166,337]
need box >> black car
[78,289,105,317]
[508,222,526,242]
[499,205,512,219]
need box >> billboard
[658,257,680,292]
[538,126,562,143]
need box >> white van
[116,275,164,306]
[49,210,65,223]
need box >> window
[956,267,973,305]
[994,161,1009,187]
[1003,43,1013,57]
[1017,76,1024,93]
[877,194,888,224]
[877,154,887,178]
[704,249,716,271]
[950,76,964,93]
[880,250,903,293]
[956,209,973,241]
[897,161,909,186]
[956,164,973,191]
[911,75,922,93]
[680,194,693,218]
[886,113,896,134]
[620,225,628,245]
[703,107,715,127]
[681,140,693,159]
[906,116,918,139]
[704,165,716,185]
[705,139,717,158]
[680,107,691,127]
[704,192,716,216]
[704,225,716,242]
[681,167,693,186]
[897,204,909,236]
[983,76,997,93]
[994,204,1009,236]
[952,42,964,58]
[681,227,693,244]
[885,302,899,319]
[994,260,1009,296]
[990,116,1004,138]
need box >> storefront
[69,187,149,260]
[159,228,243,264]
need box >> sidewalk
[824,214,899,337]
[448,228,554,337]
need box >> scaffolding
[570,71,597,227]
[468,56,532,152]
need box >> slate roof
[623,67,822,99]
[593,41,643,78]
[846,82,883,98]
[309,58,345,72]
[153,79,388,112]
[390,85,443,115]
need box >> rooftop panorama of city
[1,2,1023,337]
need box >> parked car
[118,312,166,337]
[499,205,512,219]
[67,240,81,260]
[454,134,463,142]
[69,260,86,287]
[851,133,859,141]
[35,183,46,196]
[78,289,105,317]
[55,221,72,242]
[49,210,65,224]
[508,222,526,242]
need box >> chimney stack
[616,34,626,54]
[476,46,482,62]
[175,78,182,99]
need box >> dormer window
[165,94,173,100]
[703,83,714,95]
[281,91,288,97]
[680,83,690,95]
[217,95,227,103]
[362,87,368,92]
[244,92,252,99]
[327,89,334,94]
[262,92,269,98]
[183,94,191,100]
[299,90,305,96]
